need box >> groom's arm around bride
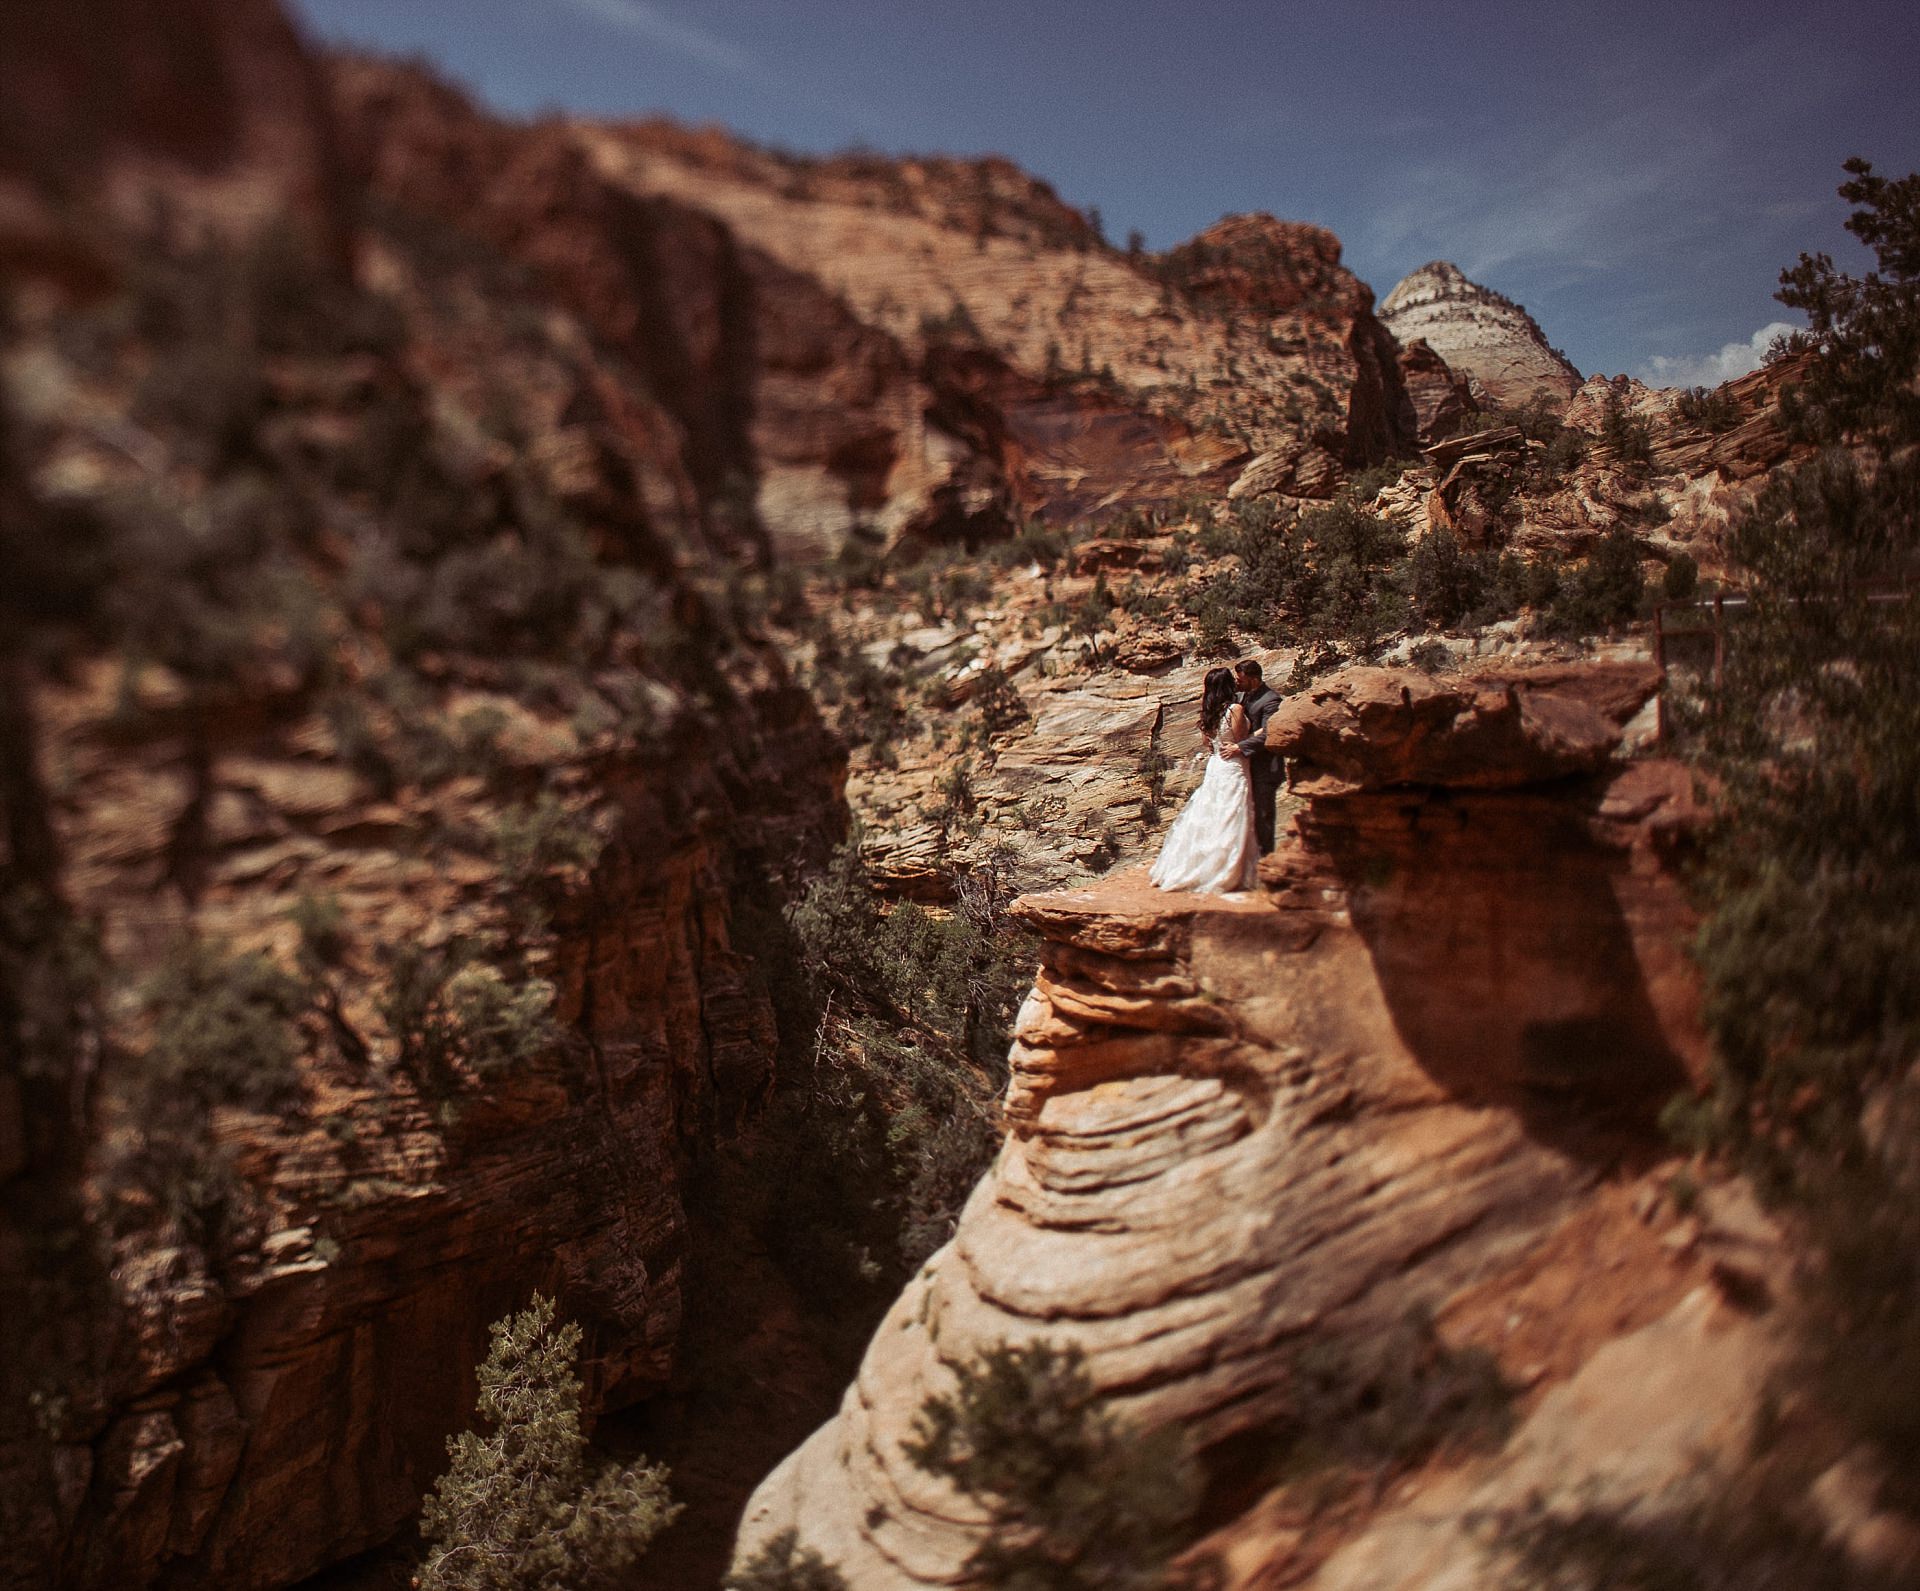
[1223,658,1284,855]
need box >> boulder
[1228,440,1346,501]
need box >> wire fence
[1651,583,1916,745]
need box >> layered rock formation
[580,127,1428,530]
[735,660,1748,1585]
[1381,262,1583,408]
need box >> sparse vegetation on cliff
[725,1530,852,1591]
[725,835,1034,1309]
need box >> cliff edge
[733,659,1806,1586]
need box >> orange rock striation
[734,660,1760,1586]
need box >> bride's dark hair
[1199,666,1236,738]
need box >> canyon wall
[0,4,859,1584]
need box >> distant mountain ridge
[1380,260,1584,407]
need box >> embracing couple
[1149,659,1283,896]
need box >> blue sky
[290,0,1920,385]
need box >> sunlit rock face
[734,661,1740,1587]
[578,125,1427,534]
[1380,262,1584,409]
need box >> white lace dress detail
[1149,728,1259,894]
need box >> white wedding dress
[1149,724,1259,894]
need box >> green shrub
[378,940,561,1093]
[1600,386,1655,468]
[1684,159,1920,1507]
[1541,425,1588,479]
[1408,529,1481,630]
[905,1340,1202,1591]
[1276,1309,1514,1475]
[1347,458,1416,503]
[139,941,309,1114]
[1545,528,1645,636]
[1499,1494,1909,1591]
[973,666,1030,734]
[110,939,312,1229]
[1675,384,1742,433]
[1662,552,1700,602]
[490,791,605,895]
[419,1294,678,1591]
[726,1530,850,1591]
[771,839,1031,1279]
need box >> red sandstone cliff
[0,6,854,1585]
[733,660,1780,1585]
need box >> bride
[1150,666,1259,894]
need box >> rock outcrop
[1396,335,1477,442]
[1381,262,1583,408]
[1269,661,1662,794]
[735,661,1725,1586]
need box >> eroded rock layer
[736,664,1720,1586]
[1380,261,1583,409]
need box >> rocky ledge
[734,660,1767,1586]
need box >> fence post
[1653,602,1668,745]
[1712,593,1726,696]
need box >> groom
[1222,659,1283,854]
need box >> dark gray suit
[1235,683,1284,854]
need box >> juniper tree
[418,1294,678,1591]
[1684,158,1920,1506]
[726,1528,852,1591]
[904,1339,1201,1590]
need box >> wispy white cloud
[555,0,760,79]
[1352,24,1844,357]
[1637,321,1797,389]
[551,0,891,141]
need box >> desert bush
[1346,457,1417,503]
[108,939,312,1229]
[1662,552,1700,602]
[1066,573,1116,636]
[725,1530,850,1591]
[1161,530,1194,576]
[1540,424,1588,479]
[138,941,309,1115]
[904,1339,1203,1591]
[973,666,1031,735]
[1407,529,1481,629]
[766,838,1032,1279]
[489,790,605,939]
[378,940,561,1094]
[1137,742,1175,826]
[1675,384,1742,432]
[1276,1308,1514,1475]
[1498,1493,1910,1591]
[1544,527,1646,636]
[419,1294,678,1591]
[1600,385,1655,468]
